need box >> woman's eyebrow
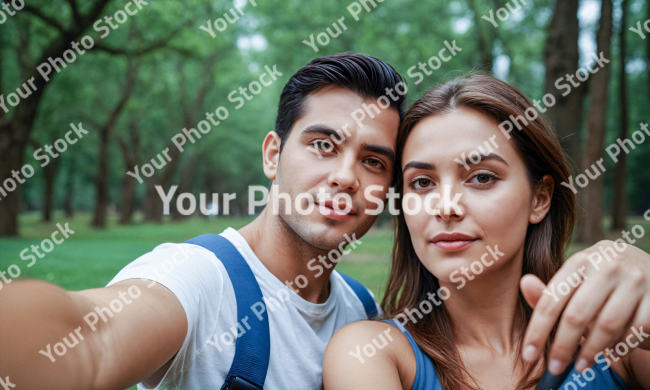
[458,152,509,167]
[403,161,435,172]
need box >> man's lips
[316,201,356,220]
[431,233,478,251]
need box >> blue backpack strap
[338,272,378,319]
[185,234,269,390]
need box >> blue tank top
[382,319,631,390]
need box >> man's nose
[327,154,360,192]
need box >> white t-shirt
[108,227,378,390]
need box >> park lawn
[1,212,649,390]
[0,212,394,293]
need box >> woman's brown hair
[382,74,577,389]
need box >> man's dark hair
[275,52,406,151]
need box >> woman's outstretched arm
[323,320,416,390]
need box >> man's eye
[364,158,382,168]
[312,140,334,152]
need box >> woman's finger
[520,274,546,309]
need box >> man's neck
[238,207,334,304]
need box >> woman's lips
[432,240,477,251]
[431,233,478,252]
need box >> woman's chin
[422,259,472,280]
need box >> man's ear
[263,131,282,180]
[529,174,554,224]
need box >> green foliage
[0,0,647,221]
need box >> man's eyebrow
[403,161,435,172]
[361,143,395,162]
[459,152,509,167]
[301,125,347,144]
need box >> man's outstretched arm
[0,278,187,390]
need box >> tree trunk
[143,181,165,222]
[64,166,74,218]
[468,0,494,70]
[118,172,137,224]
[42,157,60,222]
[143,56,216,222]
[0,0,112,236]
[0,92,45,235]
[91,126,111,228]
[0,136,26,236]
[118,122,140,225]
[579,0,614,243]
[611,0,628,231]
[91,59,139,228]
[544,0,583,165]
[172,156,201,221]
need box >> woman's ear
[530,174,554,224]
[262,131,282,180]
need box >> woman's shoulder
[330,320,414,355]
[323,320,417,390]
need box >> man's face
[268,85,399,250]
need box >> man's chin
[280,213,369,251]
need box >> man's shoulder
[107,238,230,289]
[331,271,382,318]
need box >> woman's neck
[439,250,526,354]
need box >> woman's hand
[520,240,650,374]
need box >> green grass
[1,212,649,390]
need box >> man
[1,52,650,390]
[0,52,405,390]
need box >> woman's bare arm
[323,320,416,390]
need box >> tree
[118,121,140,225]
[580,0,614,243]
[543,0,583,164]
[29,139,60,222]
[63,158,76,218]
[467,0,494,70]
[0,0,113,236]
[611,0,629,231]
[90,58,139,228]
[142,55,217,222]
[171,153,202,221]
[0,0,192,235]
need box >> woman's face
[401,108,539,286]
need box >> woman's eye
[470,172,497,186]
[413,178,433,189]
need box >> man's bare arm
[0,279,187,390]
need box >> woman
[323,74,650,389]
